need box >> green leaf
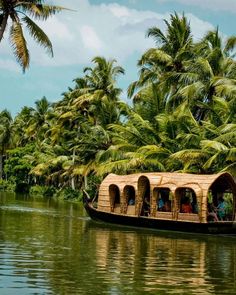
[10,21,29,72]
[23,15,53,56]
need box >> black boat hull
[83,197,236,235]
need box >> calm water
[0,192,236,295]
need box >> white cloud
[109,3,131,18]
[40,17,74,42]
[156,0,236,13]
[0,0,215,70]
[80,25,104,51]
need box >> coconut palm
[94,105,170,176]
[0,0,65,71]
[128,12,193,111]
[169,122,236,174]
[13,106,35,146]
[145,12,192,72]
[72,56,125,127]
[0,110,13,179]
[175,29,236,122]
[26,96,52,141]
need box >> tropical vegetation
[1,13,236,199]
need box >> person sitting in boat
[181,197,192,213]
[207,203,219,222]
[217,197,226,220]
[158,197,165,211]
[164,200,171,212]
[128,197,135,205]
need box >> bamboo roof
[99,172,236,193]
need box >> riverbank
[0,179,85,201]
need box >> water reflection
[0,192,236,294]
[85,222,236,295]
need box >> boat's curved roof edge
[100,171,236,192]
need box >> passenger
[164,200,171,212]
[207,203,219,222]
[181,198,192,213]
[128,197,135,205]
[158,197,165,211]
[217,197,226,220]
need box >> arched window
[109,184,120,213]
[154,188,172,212]
[208,174,236,221]
[176,188,198,214]
[124,185,136,215]
[124,185,135,206]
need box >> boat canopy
[97,172,236,223]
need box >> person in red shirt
[181,198,192,213]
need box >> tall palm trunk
[71,147,75,189]
[0,152,3,180]
[0,14,8,42]
[84,175,88,190]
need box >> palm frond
[226,148,236,162]
[201,140,228,151]
[224,36,236,55]
[23,15,53,56]
[203,152,221,169]
[20,3,67,21]
[146,27,168,46]
[170,149,208,163]
[139,48,172,66]
[10,21,29,71]
[220,162,236,175]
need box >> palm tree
[145,12,192,72]
[128,12,193,111]
[169,122,236,174]
[13,106,35,146]
[0,0,66,71]
[72,56,125,127]
[26,96,52,141]
[175,29,236,122]
[0,109,13,179]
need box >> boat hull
[83,198,236,235]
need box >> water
[0,192,236,294]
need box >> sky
[1,0,236,116]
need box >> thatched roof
[99,172,236,194]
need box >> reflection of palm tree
[0,0,65,71]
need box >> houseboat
[83,172,236,234]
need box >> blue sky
[1,0,236,115]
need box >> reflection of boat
[84,220,236,293]
[83,172,236,234]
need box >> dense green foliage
[1,14,236,198]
